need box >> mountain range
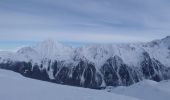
[0,36,170,89]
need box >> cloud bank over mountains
[0,0,170,49]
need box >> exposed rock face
[141,52,170,81]
[0,53,170,89]
[101,56,141,86]
[0,36,170,89]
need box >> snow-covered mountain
[0,36,170,88]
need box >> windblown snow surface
[0,69,139,100]
[1,69,170,100]
[109,80,170,100]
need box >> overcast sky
[0,0,170,50]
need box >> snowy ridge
[0,39,74,65]
[0,36,169,68]
[76,43,146,69]
[33,39,74,61]
[141,36,170,67]
[0,36,170,88]
[110,79,170,100]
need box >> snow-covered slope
[75,36,170,68]
[0,69,140,100]
[33,39,74,61]
[0,36,170,88]
[75,43,145,69]
[1,69,170,100]
[0,39,74,63]
[110,80,170,100]
[141,36,170,68]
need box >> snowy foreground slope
[0,36,170,88]
[0,69,139,100]
[110,80,170,100]
[1,69,170,100]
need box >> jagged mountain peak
[17,39,66,54]
[36,39,67,50]
[142,36,169,48]
[12,39,74,63]
[162,36,170,41]
[33,39,73,61]
[152,36,170,46]
[17,47,37,54]
[161,36,170,46]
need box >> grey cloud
[0,0,170,43]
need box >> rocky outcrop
[141,52,170,81]
[100,56,141,86]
